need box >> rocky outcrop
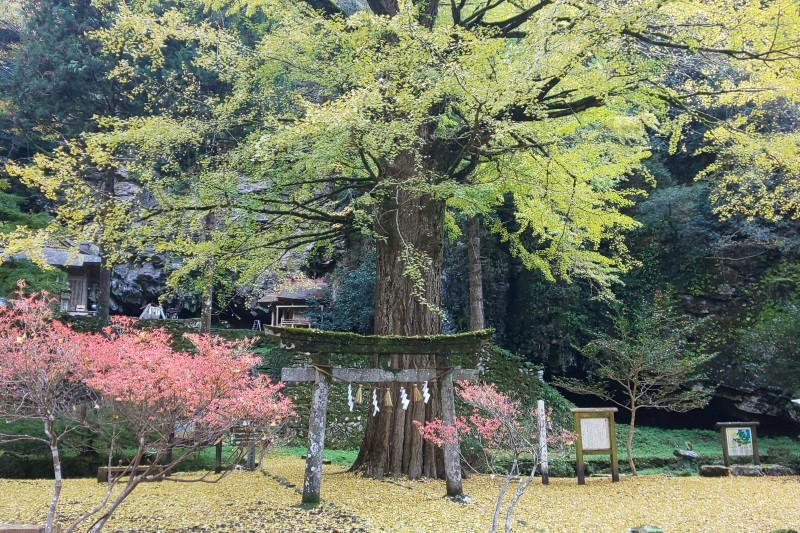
[701,464,794,477]
[712,385,800,427]
[111,254,196,315]
[761,464,795,476]
[673,449,701,468]
[673,449,701,461]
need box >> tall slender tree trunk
[88,479,139,533]
[627,408,637,476]
[467,216,485,331]
[96,260,111,325]
[200,266,222,474]
[199,212,220,472]
[200,212,215,335]
[200,277,213,334]
[351,154,446,480]
[44,420,62,533]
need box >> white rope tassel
[422,381,431,404]
[348,383,355,412]
[372,388,380,416]
[400,387,410,411]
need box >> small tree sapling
[71,320,295,532]
[415,382,574,533]
[555,299,714,475]
[0,285,294,533]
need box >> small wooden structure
[230,422,261,470]
[272,326,489,504]
[45,244,102,316]
[572,407,619,484]
[0,524,61,532]
[716,421,760,467]
[1,242,102,315]
[257,278,326,328]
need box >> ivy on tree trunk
[351,166,446,479]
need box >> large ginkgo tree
[15,0,800,481]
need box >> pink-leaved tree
[0,284,294,533]
[415,382,574,533]
[70,319,295,532]
[0,282,88,533]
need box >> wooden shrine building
[1,242,102,315]
[257,278,326,328]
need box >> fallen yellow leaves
[1,455,798,532]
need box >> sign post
[572,407,619,484]
[716,421,760,467]
[538,399,549,485]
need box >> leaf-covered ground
[1,454,798,532]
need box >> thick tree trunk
[372,176,443,337]
[467,216,485,331]
[351,154,446,479]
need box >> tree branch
[622,29,800,62]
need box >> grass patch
[614,424,800,460]
[277,446,358,467]
[3,426,797,479]
[579,425,800,475]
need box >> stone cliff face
[710,385,800,431]
[674,243,800,432]
[110,254,199,315]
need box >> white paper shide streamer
[372,388,380,416]
[400,387,410,411]
[422,381,431,404]
[347,383,355,412]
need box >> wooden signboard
[572,408,619,484]
[716,421,760,467]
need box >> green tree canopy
[6,0,799,480]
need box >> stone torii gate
[269,326,490,504]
